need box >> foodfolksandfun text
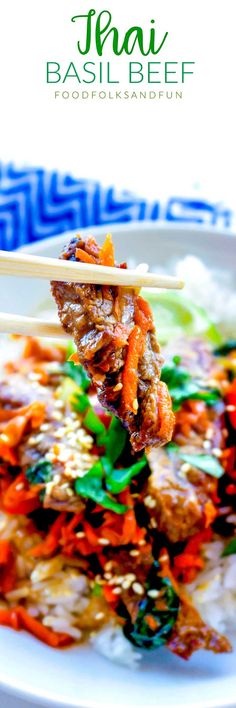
[46,9,195,89]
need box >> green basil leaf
[171,384,220,411]
[106,457,147,494]
[222,538,236,557]
[71,392,90,413]
[97,417,127,464]
[66,340,77,359]
[62,360,90,391]
[124,561,180,650]
[161,362,189,388]
[86,461,104,480]
[26,460,53,486]
[179,453,224,479]
[161,358,220,411]
[83,408,106,435]
[74,475,127,515]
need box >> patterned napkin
[0,163,233,250]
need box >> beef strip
[99,547,230,658]
[147,341,227,542]
[0,373,90,514]
[167,601,231,659]
[51,236,174,452]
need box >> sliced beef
[0,373,89,514]
[147,342,227,542]
[167,602,231,659]
[51,236,174,452]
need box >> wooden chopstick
[0,313,67,339]
[0,250,184,290]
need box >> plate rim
[1,221,236,708]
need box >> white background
[0,0,235,204]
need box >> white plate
[0,222,236,708]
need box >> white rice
[187,541,236,634]
[91,624,141,668]
[173,255,236,338]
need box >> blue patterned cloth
[0,163,233,250]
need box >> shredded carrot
[173,529,212,583]
[145,614,159,631]
[0,540,12,565]
[75,248,97,265]
[156,381,175,443]
[68,352,80,364]
[103,585,118,605]
[0,401,45,464]
[204,500,217,527]
[30,512,67,557]
[0,539,16,593]
[135,296,154,333]
[121,325,143,414]
[23,338,64,363]
[0,607,72,647]
[3,472,41,516]
[98,234,115,267]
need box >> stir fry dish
[51,235,174,452]
[0,236,236,667]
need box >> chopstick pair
[0,249,184,339]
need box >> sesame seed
[76,531,85,538]
[180,463,191,473]
[113,383,123,392]
[132,582,144,596]
[52,411,63,421]
[34,433,44,444]
[0,433,9,443]
[144,495,156,509]
[159,553,168,563]
[98,538,109,546]
[112,587,122,595]
[114,576,124,585]
[65,417,73,425]
[27,436,36,446]
[206,428,214,440]
[15,483,24,491]
[226,405,236,412]
[133,398,138,414]
[40,424,50,432]
[129,549,139,557]
[66,489,74,497]
[104,572,112,580]
[138,539,146,546]
[54,429,65,439]
[122,579,132,590]
[104,561,113,571]
[208,379,219,388]
[150,518,157,528]
[126,573,136,582]
[147,589,160,599]
[212,448,222,458]
[28,372,41,381]
[95,612,105,621]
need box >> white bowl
[0,222,236,708]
